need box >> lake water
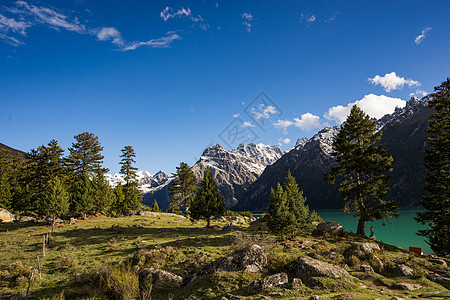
[253,209,431,254]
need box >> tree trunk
[357,218,366,236]
[206,217,211,228]
[51,216,55,236]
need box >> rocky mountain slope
[235,96,433,211]
[105,170,171,194]
[142,143,283,210]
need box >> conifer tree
[266,171,310,238]
[43,176,70,234]
[325,105,398,236]
[91,170,114,214]
[169,162,197,212]
[66,132,108,174]
[190,169,225,228]
[119,146,141,213]
[113,183,125,214]
[416,78,450,255]
[151,199,160,212]
[0,149,13,210]
[71,172,94,219]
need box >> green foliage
[119,146,141,213]
[98,264,138,300]
[43,176,70,219]
[0,149,25,211]
[112,183,125,214]
[309,210,323,223]
[169,162,197,211]
[190,169,225,227]
[416,78,450,255]
[66,132,108,175]
[151,199,160,212]
[266,171,311,239]
[240,211,253,218]
[325,105,398,235]
[91,171,114,214]
[71,172,94,218]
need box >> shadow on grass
[0,221,46,232]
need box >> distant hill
[0,143,27,158]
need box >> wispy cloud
[300,13,316,23]
[324,94,406,124]
[415,27,431,45]
[160,6,208,30]
[242,121,256,128]
[251,104,277,119]
[324,12,339,23]
[241,13,253,32]
[409,89,428,97]
[96,27,123,46]
[121,33,181,51]
[277,138,291,146]
[274,113,323,133]
[368,72,420,92]
[0,14,30,45]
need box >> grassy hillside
[0,214,448,299]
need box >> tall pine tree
[416,78,450,255]
[169,162,197,212]
[0,149,13,210]
[119,146,141,213]
[71,172,94,219]
[190,169,225,228]
[66,132,108,174]
[325,105,398,236]
[43,176,70,234]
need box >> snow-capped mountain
[235,95,433,211]
[104,170,171,194]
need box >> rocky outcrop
[396,264,414,276]
[316,221,344,235]
[295,255,353,281]
[182,244,268,287]
[395,282,422,291]
[248,272,288,293]
[139,268,182,286]
[0,208,15,223]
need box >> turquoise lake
[253,209,431,254]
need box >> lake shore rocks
[295,255,353,281]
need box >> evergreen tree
[119,146,141,213]
[43,176,70,234]
[416,78,450,255]
[66,132,108,174]
[0,149,13,210]
[151,199,160,212]
[190,169,225,228]
[325,105,398,236]
[266,171,310,238]
[113,183,125,214]
[169,162,197,212]
[71,172,94,219]
[91,170,114,214]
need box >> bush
[240,211,253,218]
[132,246,182,269]
[99,264,138,300]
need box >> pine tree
[119,146,141,213]
[91,170,114,214]
[190,169,225,228]
[169,162,197,212]
[416,78,450,255]
[66,132,108,174]
[266,172,310,238]
[325,105,398,236]
[113,183,125,214]
[71,172,94,219]
[0,149,13,210]
[151,199,160,212]
[43,176,70,234]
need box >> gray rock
[295,255,353,280]
[69,217,76,225]
[0,208,15,223]
[316,221,344,235]
[358,242,380,253]
[248,272,288,293]
[429,258,447,267]
[307,277,325,288]
[427,273,450,289]
[394,282,422,291]
[182,245,268,287]
[292,278,302,288]
[224,293,242,300]
[360,265,375,273]
[419,290,450,297]
[139,268,182,287]
[396,264,414,276]
[18,216,36,222]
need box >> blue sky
[1,0,449,174]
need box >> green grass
[0,214,448,299]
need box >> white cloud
[242,121,255,128]
[96,27,123,46]
[122,33,181,51]
[415,27,431,45]
[160,7,191,22]
[233,113,240,118]
[410,89,428,97]
[0,14,30,45]
[300,13,316,23]
[368,72,420,92]
[324,94,406,124]
[251,104,277,119]
[278,138,291,146]
[241,13,253,32]
[274,113,323,133]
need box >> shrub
[240,211,253,218]
[99,264,138,300]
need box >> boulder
[0,208,15,223]
[396,264,414,276]
[427,273,450,289]
[69,217,76,225]
[295,255,353,280]
[292,278,303,288]
[139,268,182,286]
[358,242,380,253]
[18,216,36,222]
[315,221,344,235]
[429,258,447,267]
[360,265,375,273]
[182,245,268,287]
[248,272,288,293]
[394,282,422,291]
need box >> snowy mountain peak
[104,169,170,194]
